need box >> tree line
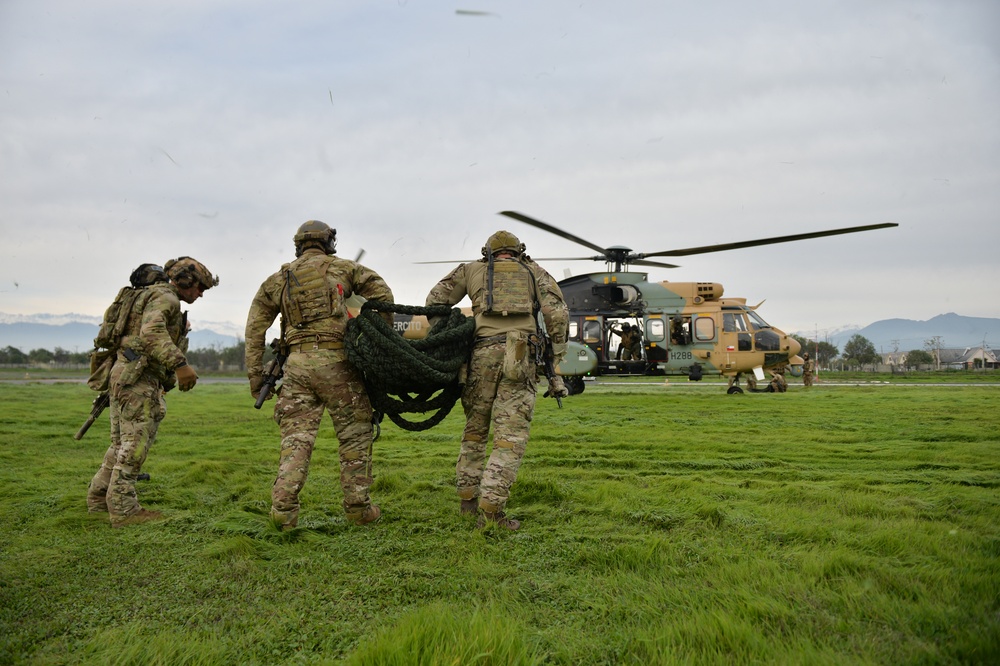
[0,342,247,371]
[792,334,939,371]
[0,336,962,373]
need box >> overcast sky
[2,1,998,340]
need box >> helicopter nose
[787,336,802,357]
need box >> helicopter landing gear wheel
[727,386,744,394]
[564,376,586,396]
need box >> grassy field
[3,365,1000,384]
[0,381,998,664]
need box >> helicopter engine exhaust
[610,284,640,306]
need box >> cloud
[1,1,998,339]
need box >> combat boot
[460,499,478,515]
[111,509,163,528]
[347,504,381,526]
[477,511,521,531]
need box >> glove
[544,375,569,399]
[175,363,198,391]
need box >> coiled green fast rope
[344,300,476,431]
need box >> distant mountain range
[1,311,996,354]
[0,312,243,352]
[794,313,1000,352]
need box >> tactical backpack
[87,264,169,391]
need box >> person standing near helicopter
[609,322,636,360]
[627,323,644,360]
[802,352,815,387]
[425,230,569,531]
[244,220,394,530]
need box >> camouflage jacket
[425,256,569,362]
[117,282,189,384]
[244,248,394,379]
[612,327,636,348]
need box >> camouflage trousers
[270,349,376,527]
[87,364,166,525]
[457,339,537,513]
[803,371,814,387]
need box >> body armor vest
[281,255,345,329]
[482,259,535,317]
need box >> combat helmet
[164,257,219,290]
[295,220,337,256]
[481,230,525,258]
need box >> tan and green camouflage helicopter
[373,211,896,396]
[494,211,897,394]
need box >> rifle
[75,391,110,440]
[254,338,288,409]
[535,311,563,409]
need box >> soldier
[769,365,788,393]
[425,230,569,530]
[670,316,689,346]
[87,257,217,527]
[628,323,644,360]
[802,352,815,387]
[610,323,635,360]
[245,221,393,529]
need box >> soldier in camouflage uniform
[87,257,217,527]
[628,324,644,360]
[802,352,814,387]
[769,365,788,393]
[610,323,635,360]
[425,230,569,530]
[245,221,394,529]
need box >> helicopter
[366,211,896,395]
[493,211,897,395]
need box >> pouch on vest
[87,349,115,391]
[116,351,148,388]
[502,330,535,382]
[283,258,343,328]
[483,261,535,317]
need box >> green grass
[0,382,998,664]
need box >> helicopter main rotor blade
[641,223,899,258]
[499,211,608,255]
[530,256,610,262]
[631,258,681,269]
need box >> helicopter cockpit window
[568,321,579,340]
[646,318,664,342]
[745,309,771,330]
[582,320,602,344]
[754,329,780,351]
[694,316,716,341]
[723,312,749,333]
